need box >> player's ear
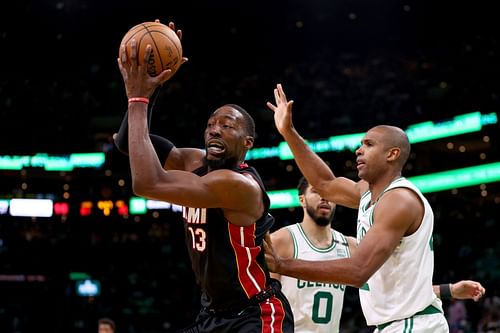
[245,136,254,149]
[387,147,400,162]
[299,194,306,207]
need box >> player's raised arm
[267,84,363,208]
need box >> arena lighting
[0,274,46,282]
[266,189,300,209]
[69,272,91,281]
[75,279,101,297]
[97,200,114,216]
[129,197,183,214]
[129,197,147,214]
[80,201,93,216]
[128,162,500,212]
[116,200,129,216]
[0,199,8,215]
[9,198,53,217]
[246,111,498,160]
[409,162,500,193]
[1,163,497,216]
[0,112,495,167]
[79,200,129,216]
[54,202,69,215]
[268,162,500,209]
[0,152,105,171]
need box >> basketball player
[265,83,485,332]
[271,176,485,333]
[114,24,294,333]
[270,176,355,333]
[271,177,484,333]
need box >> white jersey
[280,223,351,333]
[357,177,443,327]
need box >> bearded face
[305,204,335,226]
[302,186,336,226]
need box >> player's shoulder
[207,168,257,184]
[271,225,293,241]
[270,225,295,257]
[381,186,421,208]
[345,236,358,250]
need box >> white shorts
[373,312,449,333]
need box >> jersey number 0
[312,291,334,324]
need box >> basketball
[120,21,183,77]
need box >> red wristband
[128,97,150,104]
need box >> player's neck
[369,173,402,206]
[300,220,332,249]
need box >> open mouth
[207,140,226,157]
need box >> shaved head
[370,125,411,168]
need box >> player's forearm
[278,257,365,288]
[128,103,166,195]
[280,127,336,187]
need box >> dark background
[0,0,499,332]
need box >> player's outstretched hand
[451,280,486,302]
[266,83,295,137]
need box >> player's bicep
[375,189,423,237]
[164,147,205,170]
[317,177,362,208]
[178,170,265,215]
[350,221,401,280]
[134,169,234,207]
[350,196,415,279]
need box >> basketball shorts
[373,312,449,333]
[175,284,294,333]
